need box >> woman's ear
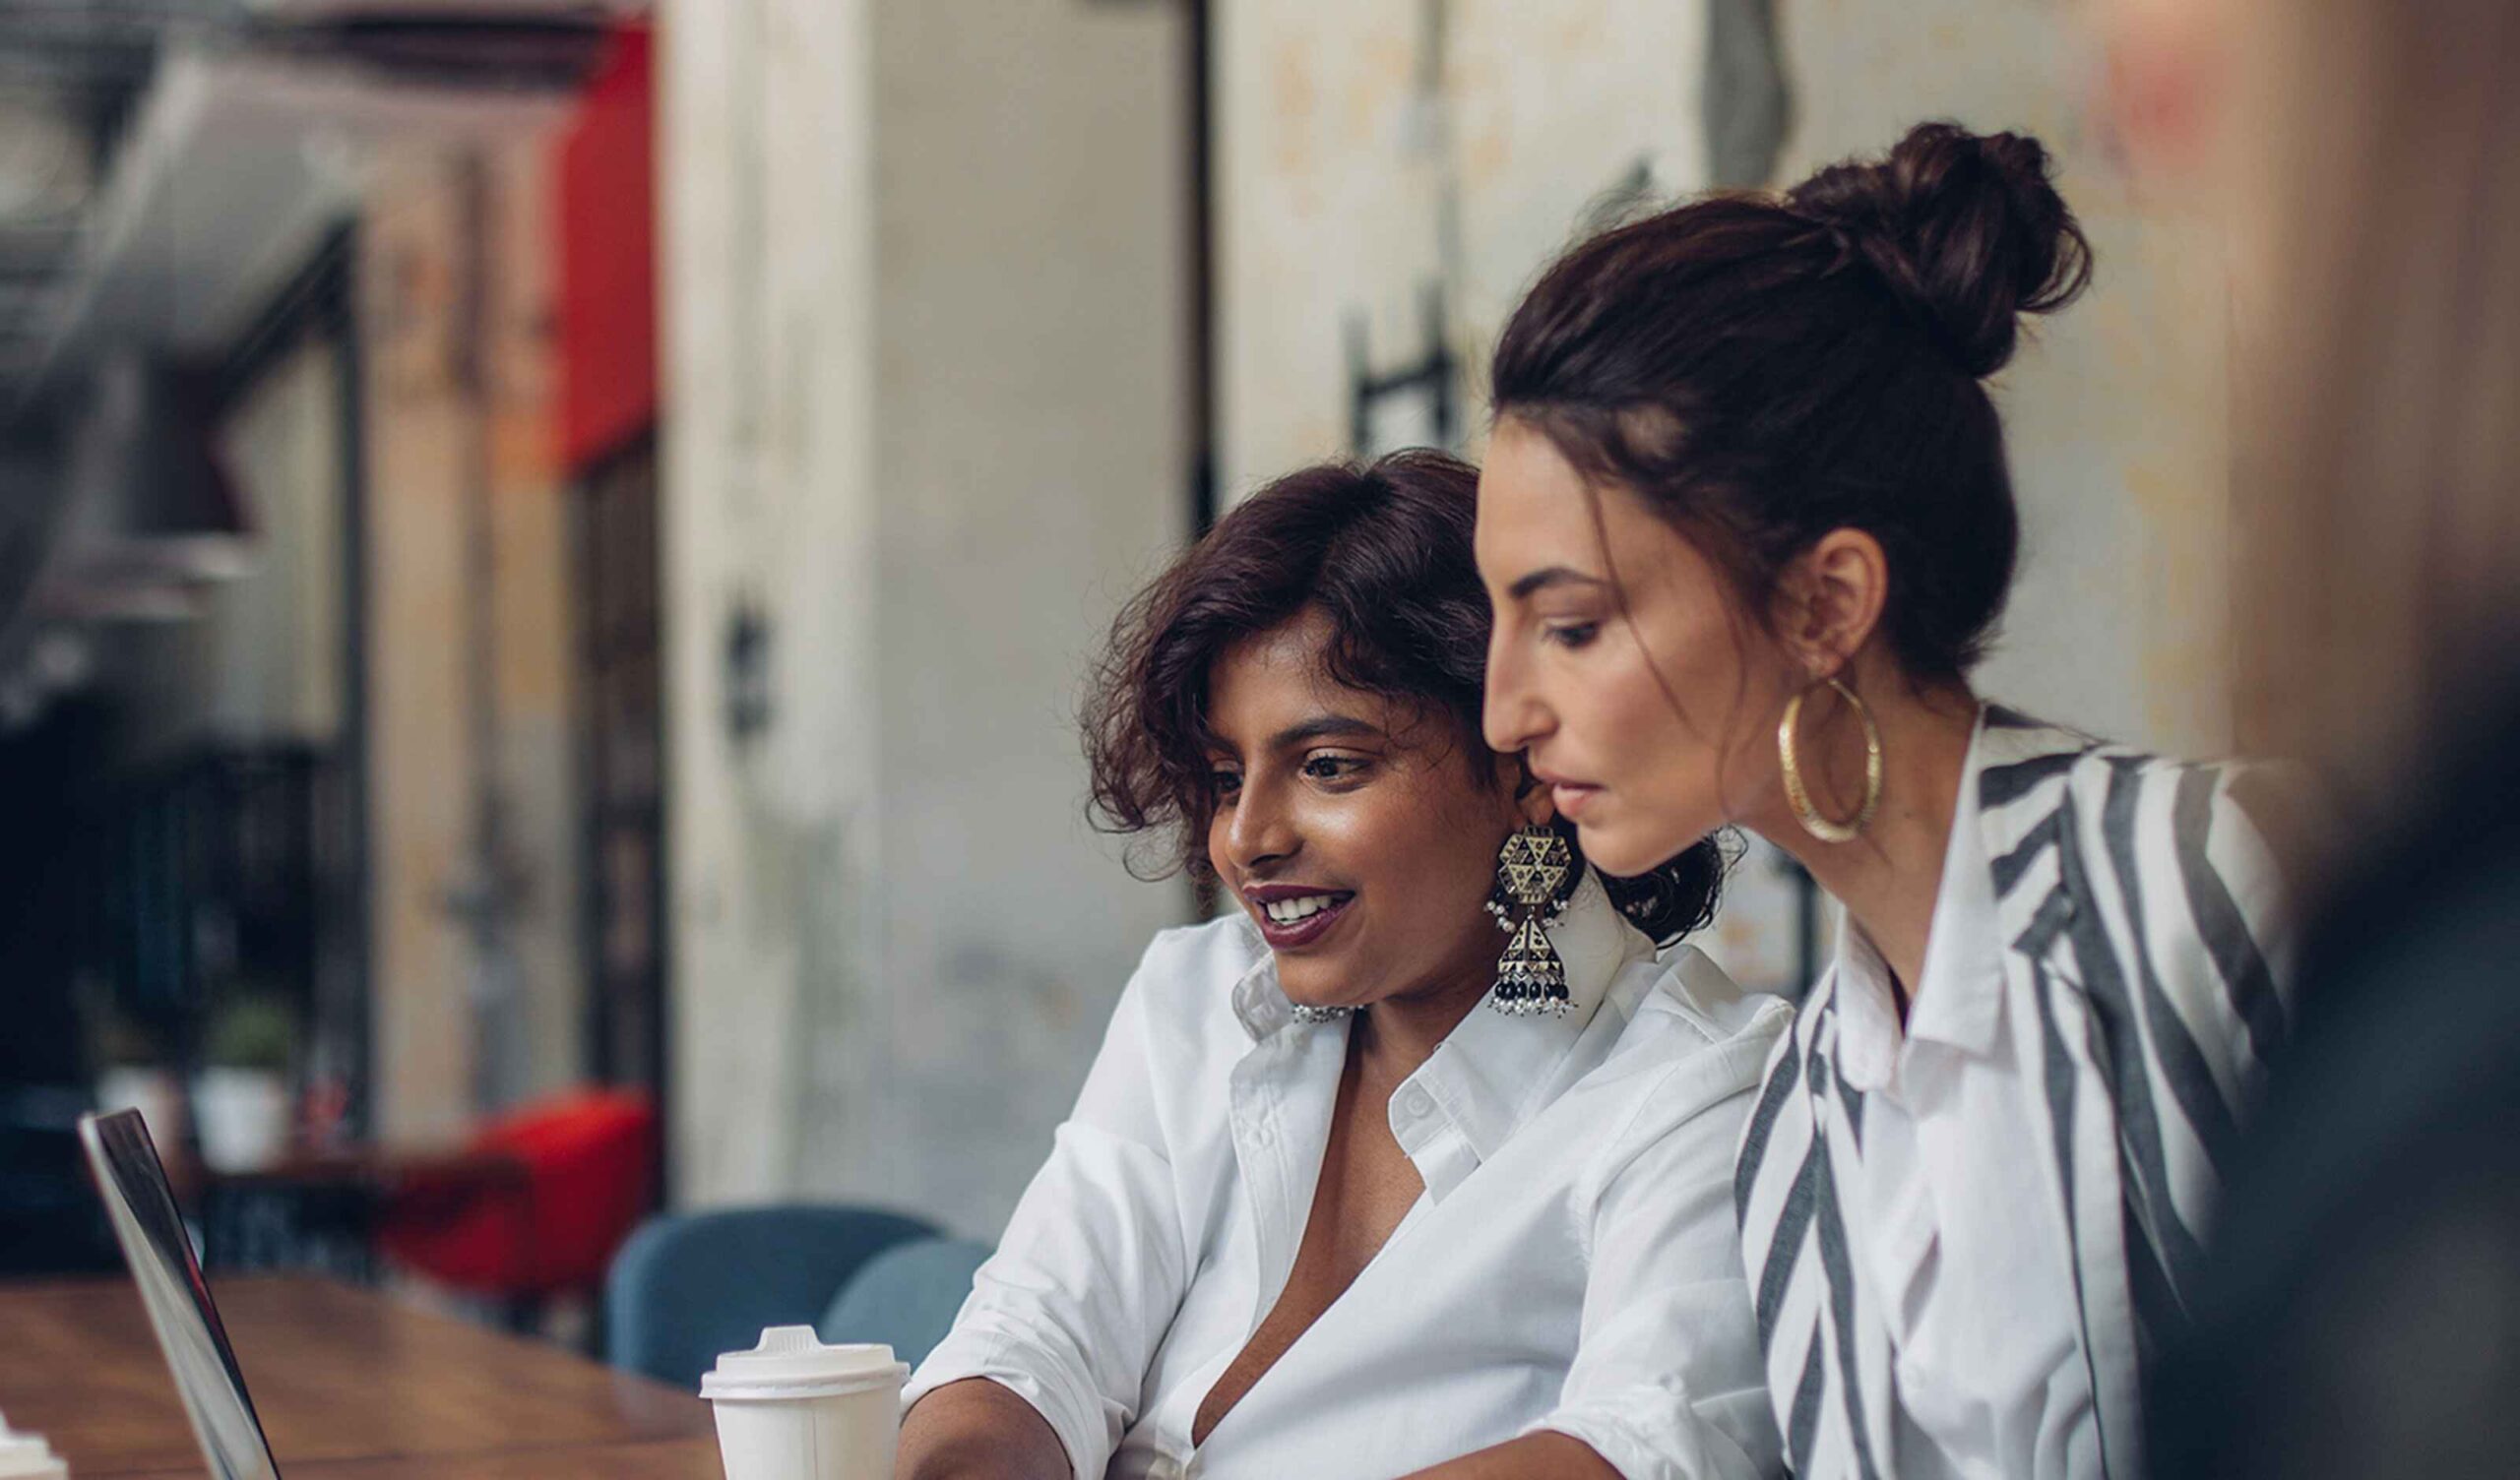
[1774,527,1890,679]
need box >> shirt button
[1401,1087,1434,1119]
[1245,1119,1275,1147]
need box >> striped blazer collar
[1976,707,2103,853]
[1975,707,2104,973]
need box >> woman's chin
[1276,964,1364,1015]
[1571,819,1650,878]
[1577,815,1696,880]
[1285,989,1364,1016]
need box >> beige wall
[662,0,881,1207]
[361,143,583,1139]
[662,0,1190,1231]
[861,0,1194,1223]
[1216,0,1708,494]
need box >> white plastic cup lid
[700,1326,909,1402]
[0,1427,67,1480]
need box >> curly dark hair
[1081,449,1725,944]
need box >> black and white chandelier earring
[1486,824,1577,1017]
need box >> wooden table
[0,1275,723,1478]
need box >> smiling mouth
[1248,891,1355,949]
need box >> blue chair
[604,1203,938,1389]
[817,1235,994,1368]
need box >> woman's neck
[1763,672,1982,1001]
[1354,950,1498,1075]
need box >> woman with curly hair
[897,451,1789,1480]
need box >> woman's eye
[1544,621,1601,650]
[1211,769,1242,798]
[1301,754,1367,782]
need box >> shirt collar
[1410,872,1648,1164]
[1834,706,2007,1090]
[1228,926,1288,1042]
[1909,708,2004,1055]
[1228,871,1650,1161]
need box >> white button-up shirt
[1827,714,2100,1479]
[906,875,1791,1480]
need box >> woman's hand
[896,1379,1071,1480]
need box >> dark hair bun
[1787,120,2094,377]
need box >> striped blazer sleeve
[1987,726,2313,1467]
[2057,750,2304,1250]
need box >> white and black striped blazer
[1733,709,2300,1479]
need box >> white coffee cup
[701,1326,910,1480]
[0,1410,67,1480]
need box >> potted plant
[194,994,298,1173]
[88,996,186,1149]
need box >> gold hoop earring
[1778,677,1882,843]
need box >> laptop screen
[78,1108,284,1480]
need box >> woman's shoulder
[1635,944,1796,1050]
[1077,916,1279,1118]
[1588,945,1796,1116]
[1977,705,2317,883]
[1975,708,2312,1090]
[1545,947,1795,1196]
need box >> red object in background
[556,25,658,471]
[378,1089,658,1298]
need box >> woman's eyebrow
[1507,566,1607,600]
[1267,713,1381,750]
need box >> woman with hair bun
[1475,123,2301,1479]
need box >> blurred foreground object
[2154,694,2520,1480]
[2120,1,2520,1476]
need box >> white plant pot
[94,1066,188,1149]
[193,1069,292,1173]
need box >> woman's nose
[1222,776,1298,872]
[1483,633,1546,754]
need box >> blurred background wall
[359,139,584,1141]
[662,0,1192,1228]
